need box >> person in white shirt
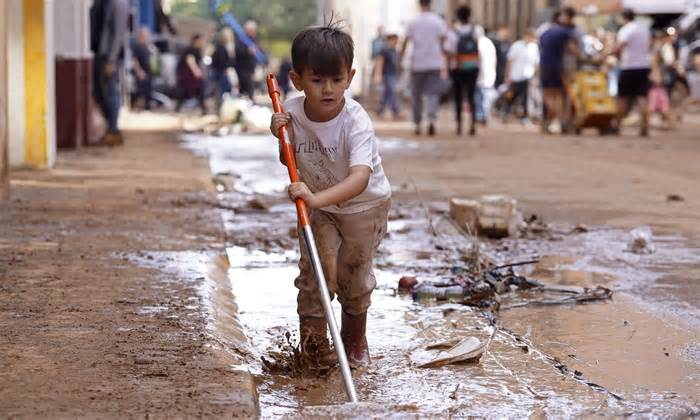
[612,8,652,136]
[400,0,449,136]
[270,24,391,367]
[503,29,539,124]
[444,5,481,135]
[476,32,498,124]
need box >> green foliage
[168,0,316,58]
[169,0,212,20]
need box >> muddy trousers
[295,200,390,318]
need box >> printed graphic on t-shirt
[295,137,338,161]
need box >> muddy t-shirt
[283,95,391,214]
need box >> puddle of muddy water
[183,133,700,417]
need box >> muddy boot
[340,311,370,368]
[299,317,335,364]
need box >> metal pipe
[303,225,358,403]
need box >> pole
[1,0,9,201]
[266,74,359,404]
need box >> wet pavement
[184,132,700,417]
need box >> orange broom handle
[267,75,311,227]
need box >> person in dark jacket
[234,20,262,100]
[211,27,235,108]
[175,34,207,114]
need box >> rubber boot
[299,317,335,364]
[340,311,370,368]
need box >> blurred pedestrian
[371,26,386,59]
[539,9,578,134]
[475,28,497,125]
[493,26,511,88]
[90,0,129,146]
[277,58,293,97]
[175,34,207,114]
[234,20,262,101]
[211,27,235,107]
[154,0,177,35]
[374,33,401,119]
[611,8,651,136]
[503,28,539,125]
[401,0,449,136]
[131,27,154,110]
[445,6,480,135]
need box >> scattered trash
[412,284,464,303]
[666,194,684,202]
[398,276,418,292]
[418,337,486,368]
[212,172,237,193]
[627,226,655,254]
[449,195,522,239]
[241,196,271,212]
[572,224,589,233]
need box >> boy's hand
[288,182,319,208]
[270,112,293,139]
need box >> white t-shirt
[283,95,391,214]
[617,20,651,70]
[406,11,448,72]
[477,36,497,88]
[507,40,540,82]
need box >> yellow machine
[566,69,618,135]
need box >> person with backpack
[445,5,481,136]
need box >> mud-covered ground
[192,112,700,417]
[0,127,257,418]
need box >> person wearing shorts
[613,9,652,136]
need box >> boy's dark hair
[291,23,354,76]
[622,8,635,22]
[456,5,471,23]
[551,10,561,23]
[191,33,202,44]
[419,0,431,7]
[386,34,399,41]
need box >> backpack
[456,28,479,70]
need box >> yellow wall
[23,0,48,167]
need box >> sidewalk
[0,124,258,417]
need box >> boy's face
[290,67,356,121]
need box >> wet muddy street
[186,131,700,417]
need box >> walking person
[211,27,235,109]
[445,6,481,135]
[130,27,154,111]
[90,0,129,146]
[400,0,448,136]
[234,20,262,101]
[503,29,540,125]
[174,34,207,114]
[475,29,498,125]
[538,8,578,133]
[611,8,652,136]
[374,33,401,119]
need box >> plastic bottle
[412,285,464,303]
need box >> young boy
[270,24,392,367]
